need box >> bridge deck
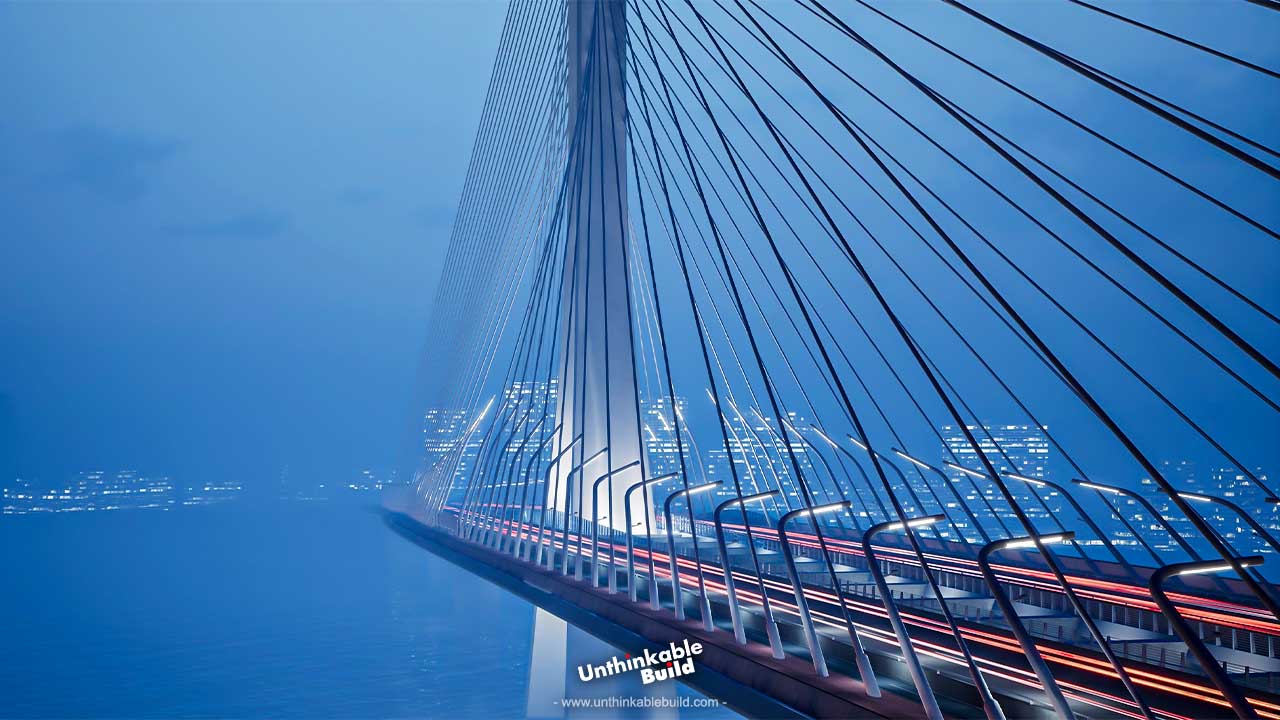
[383,509,931,720]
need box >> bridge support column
[551,0,642,555]
[532,2,655,714]
[525,608,678,720]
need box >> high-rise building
[2,470,176,513]
[640,395,686,483]
[498,379,558,495]
[1208,466,1274,555]
[941,424,1055,538]
[423,379,559,506]
[182,480,243,506]
[422,406,477,504]
[1142,459,1200,553]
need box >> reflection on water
[0,503,542,718]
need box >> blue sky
[0,1,508,484]
[0,0,1275,495]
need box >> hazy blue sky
[0,1,508,485]
[1,0,1276,495]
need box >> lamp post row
[450,429,1270,720]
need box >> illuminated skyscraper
[941,424,1055,537]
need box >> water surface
[0,503,546,718]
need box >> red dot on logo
[667,662,673,667]
[625,654,630,659]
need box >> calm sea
[0,502,732,718]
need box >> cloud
[52,126,181,202]
[169,210,290,239]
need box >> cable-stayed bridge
[387,1,1280,718]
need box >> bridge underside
[383,508,938,720]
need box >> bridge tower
[551,0,643,535]
[528,4,671,718]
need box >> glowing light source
[1176,557,1263,577]
[808,501,848,517]
[882,514,944,533]
[892,448,930,470]
[1178,492,1213,503]
[808,425,839,449]
[943,461,986,479]
[737,490,777,505]
[1003,532,1074,550]
[1075,480,1122,495]
[684,482,721,497]
[1004,472,1046,488]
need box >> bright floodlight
[943,461,985,479]
[846,434,868,451]
[1004,472,1047,487]
[1178,491,1213,503]
[804,500,850,517]
[809,425,839,449]
[684,481,721,497]
[738,490,777,505]
[1075,480,1122,495]
[1175,557,1264,577]
[883,514,943,533]
[1003,532,1074,550]
[467,396,496,433]
[892,448,930,470]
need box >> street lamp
[942,460,1017,536]
[894,448,991,544]
[777,501,851,678]
[1166,489,1280,556]
[977,533,1078,720]
[664,481,721,628]
[1150,557,1265,720]
[850,437,946,540]
[809,424,893,521]
[1072,479,1200,560]
[876,457,1009,720]
[713,490,784,656]
[624,472,678,604]
[1002,472,1137,576]
[530,435,581,565]
[509,426,562,558]
[589,460,641,587]
[486,418,548,551]
[559,447,609,575]
[864,515,947,720]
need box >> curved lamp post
[848,436,946,541]
[1150,557,1265,720]
[559,447,609,575]
[1167,490,1280,556]
[664,481,721,627]
[508,426,561,557]
[943,460,1017,538]
[1002,472,1138,577]
[978,533,1078,720]
[876,460,1009,720]
[487,418,549,551]
[893,448,991,544]
[1072,479,1200,560]
[714,490,784,656]
[778,501,850,678]
[531,435,582,565]
[864,515,947,720]
[589,459,641,587]
[624,472,678,603]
